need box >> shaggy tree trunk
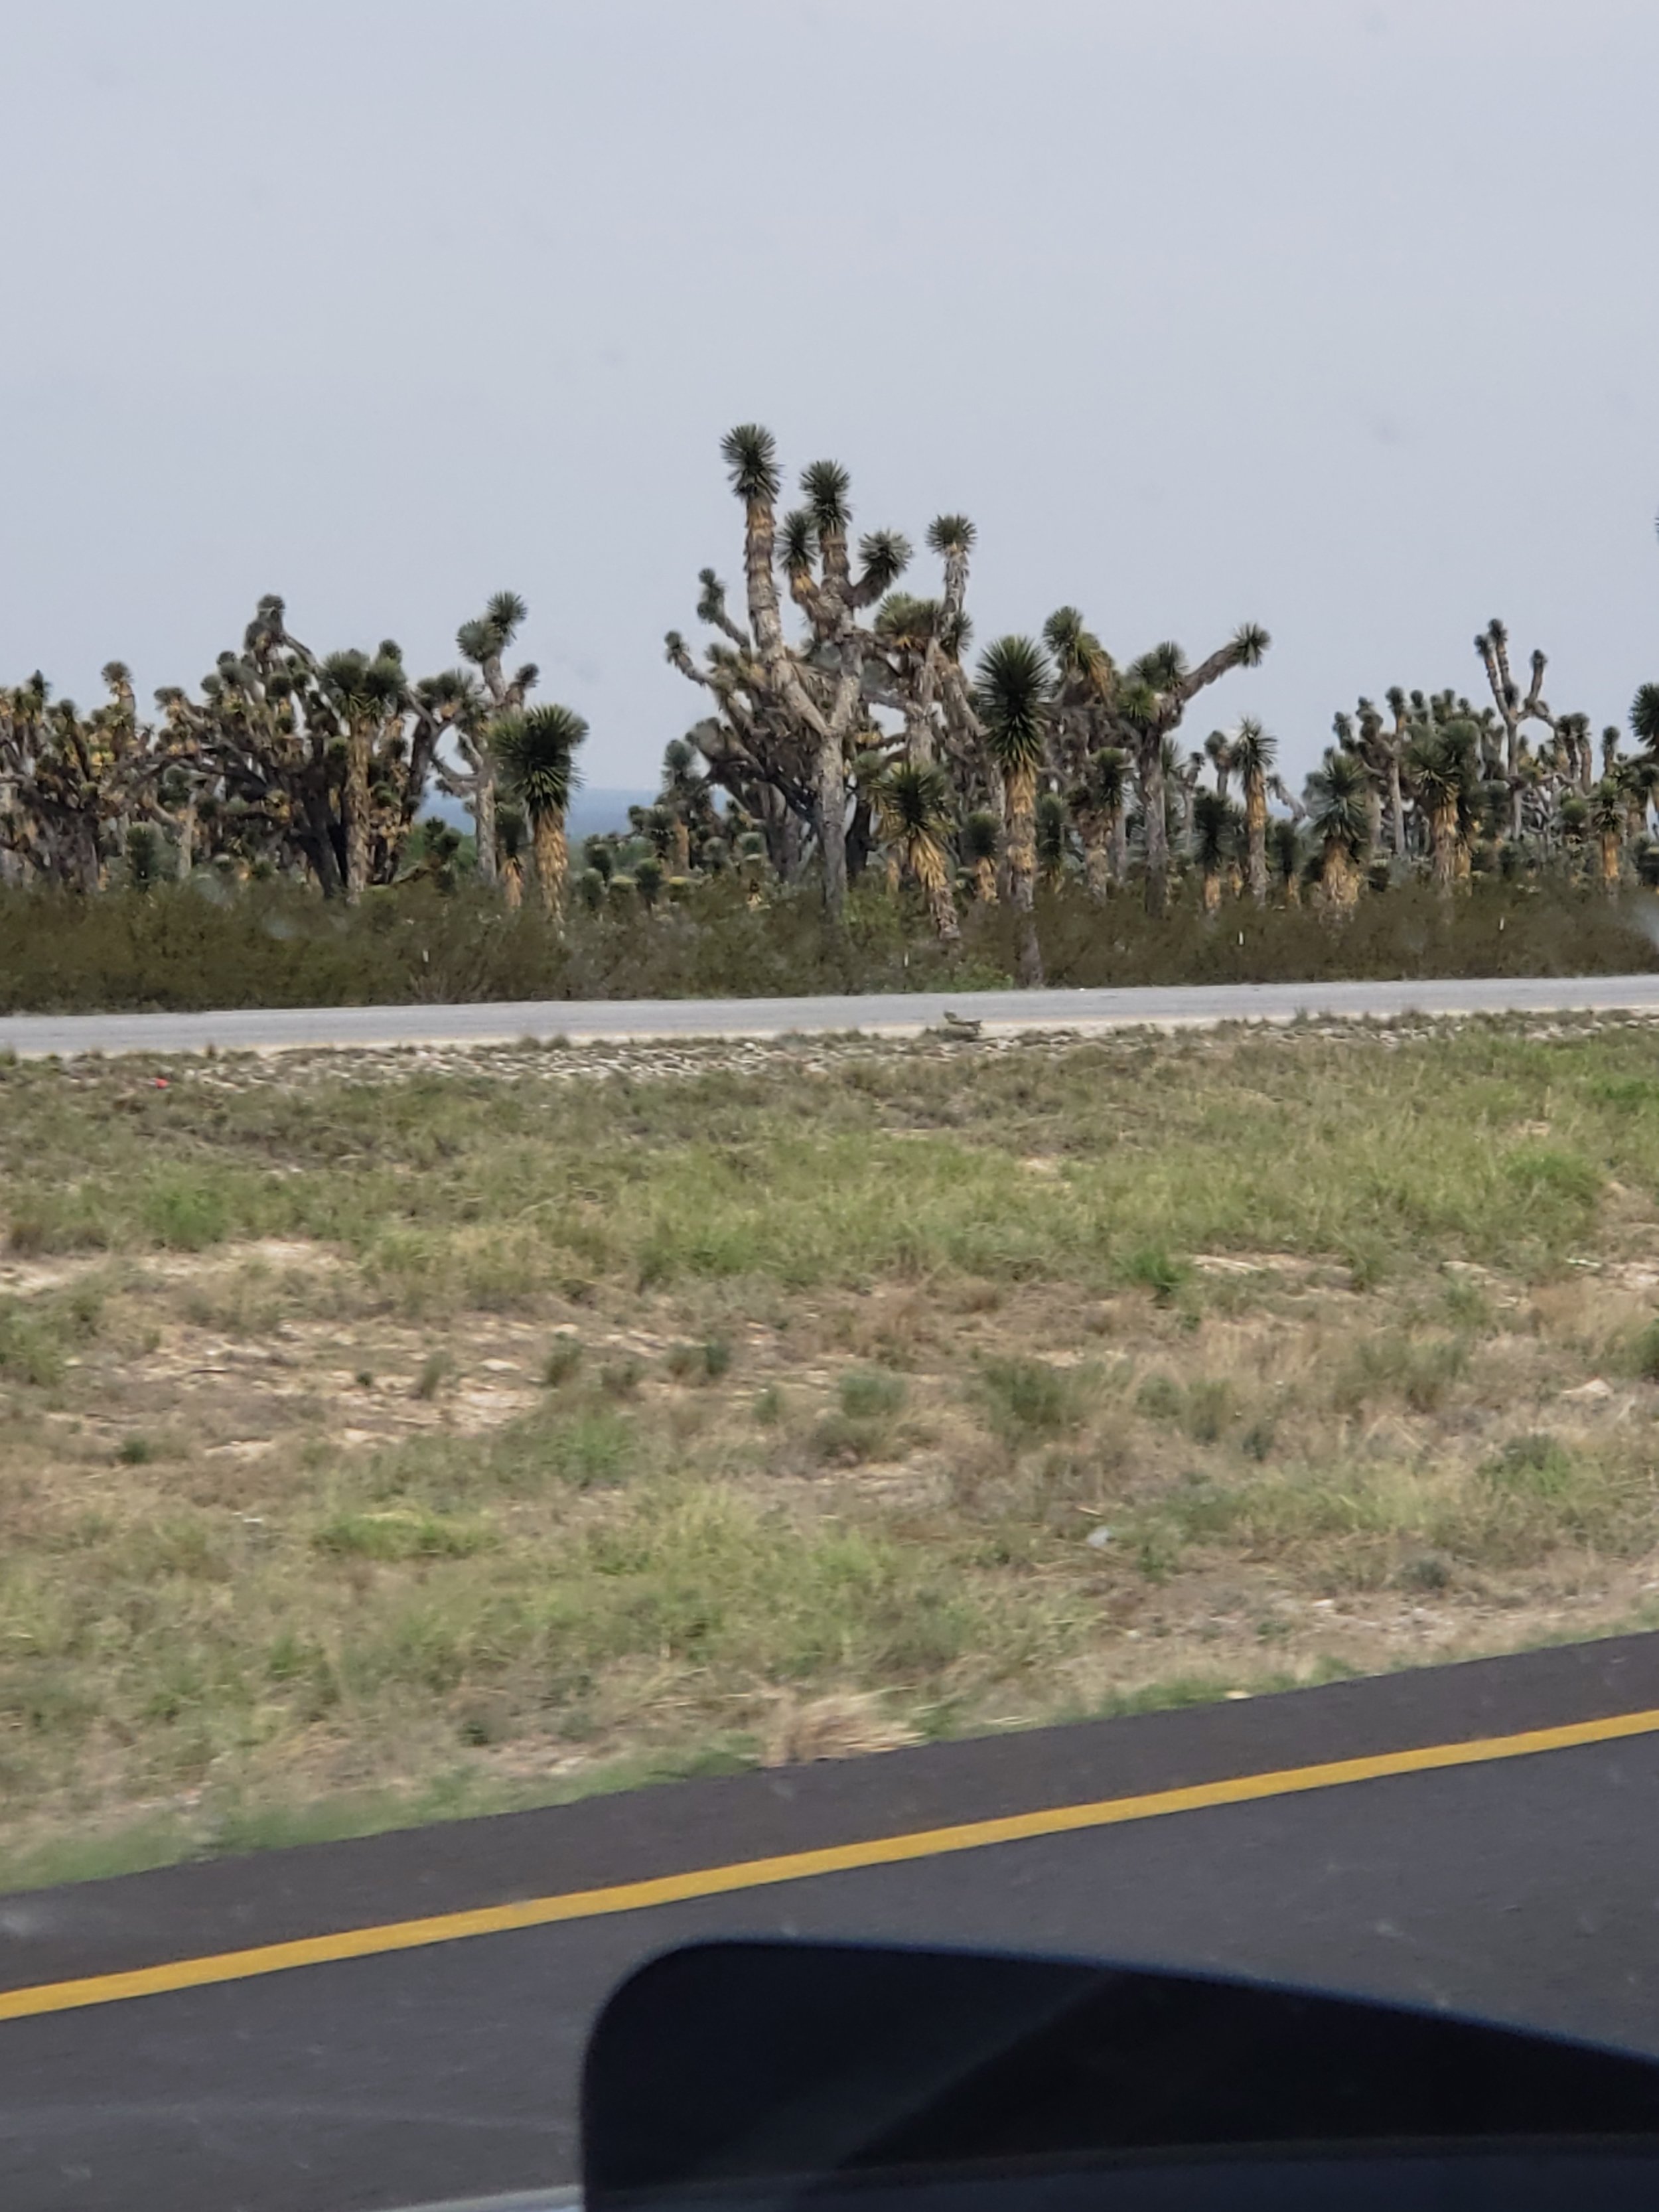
[1388,757,1407,860]
[1429,801,1457,897]
[1318,843,1358,919]
[474,765,499,888]
[173,800,196,881]
[913,846,960,944]
[814,729,848,923]
[1137,737,1171,917]
[1244,773,1267,906]
[1004,764,1043,984]
[1601,831,1621,895]
[1201,866,1221,915]
[344,723,372,904]
[532,811,567,924]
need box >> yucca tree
[497,802,527,911]
[1230,718,1277,905]
[1406,721,1477,896]
[1203,729,1234,802]
[1631,682,1659,757]
[450,591,538,884]
[876,761,959,942]
[320,648,405,903]
[1071,745,1129,895]
[1269,816,1302,906]
[1305,749,1369,915]
[1475,619,1556,834]
[1114,625,1270,917]
[492,702,587,924]
[1190,789,1237,915]
[975,634,1050,983]
[1589,777,1626,895]
[960,810,1001,903]
[1035,790,1070,887]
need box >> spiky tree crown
[874,593,936,646]
[877,761,952,841]
[492,702,588,821]
[975,636,1052,776]
[1230,717,1277,776]
[778,512,817,574]
[1307,750,1370,851]
[960,810,1001,863]
[1232,623,1271,667]
[1631,683,1659,749]
[801,460,851,532]
[1131,642,1187,692]
[857,530,911,595]
[927,514,976,557]
[1191,788,1237,867]
[1080,746,1129,808]
[721,424,780,505]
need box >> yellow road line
[6,1703,1659,2025]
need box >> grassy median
[4,1015,1659,1887]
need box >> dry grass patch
[5,1015,1659,1884]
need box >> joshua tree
[1070,745,1129,895]
[975,634,1050,984]
[1035,791,1070,887]
[320,647,406,903]
[1112,626,1271,917]
[876,761,959,942]
[1190,790,1237,915]
[1589,778,1626,895]
[497,803,528,910]
[1475,619,1560,831]
[449,592,538,886]
[492,702,587,924]
[1305,749,1369,915]
[1269,816,1302,905]
[1406,720,1479,896]
[1230,718,1277,905]
[960,810,1001,903]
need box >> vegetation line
[5,428,1658,1013]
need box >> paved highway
[4,973,1659,1058]
[6,1635,1659,2210]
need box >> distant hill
[427,786,655,842]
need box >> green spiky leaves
[801,460,851,532]
[721,424,780,506]
[491,701,589,824]
[778,511,817,576]
[1306,748,1370,855]
[877,760,952,844]
[975,636,1052,778]
[856,530,911,595]
[926,514,976,558]
[960,809,1001,863]
[1631,682,1659,749]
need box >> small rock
[1086,1524,1115,1550]
[1560,1378,1615,1403]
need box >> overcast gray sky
[5,0,1656,790]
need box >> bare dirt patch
[4,1013,1659,1886]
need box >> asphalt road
[7,1635,1659,2211]
[5,973,1659,1058]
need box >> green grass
[4,1015,1659,1888]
